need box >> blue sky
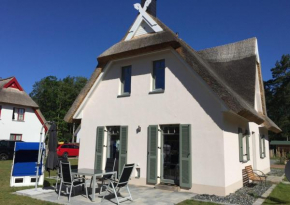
[1,0,289,93]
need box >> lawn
[263,183,290,204]
[0,158,78,205]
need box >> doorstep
[155,183,180,192]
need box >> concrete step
[155,184,180,192]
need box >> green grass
[178,199,218,205]
[0,158,78,205]
[263,183,290,204]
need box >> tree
[30,76,87,142]
[264,54,290,140]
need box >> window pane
[121,66,131,94]
[10,134,15,140]
[153,60,165,90]
[18,108,24,121]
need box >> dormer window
[151,59,165,92]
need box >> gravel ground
[193,183,271,205]
[267,168,285,176]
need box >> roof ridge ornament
[125,0,163,41]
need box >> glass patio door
[161,125,180,185]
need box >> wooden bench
[245,165,267,185]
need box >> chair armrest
[253,170,266,177]
[73,177,86,182]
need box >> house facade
[0,77,47,142]
[65,0,281,196]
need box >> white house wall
[77,50,227,194]
[0,104,43,142]
[223,113,270,195]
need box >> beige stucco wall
[77,49,228,194]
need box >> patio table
[71,168,117,202]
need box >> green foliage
[264,54,290,140]
[30,76,87,142]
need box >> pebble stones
[267,168,285,177]
[193,183,271,205]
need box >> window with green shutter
[179,124,192,189]
[238,128,250,163]
[95,127,104,170]
[147,125,158,184]
[260,135,266,159]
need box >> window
[0,105,2,119]
[12,107,25,121]
[152,59,165,91]
[121,66,131,95]
[17,108,25,121]
[10,134,22,141]
[238,128,250,162]
[260,135,266,158]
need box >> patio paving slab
[17,185,195,205]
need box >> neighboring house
[64,0,281,196]
[0,77,47,142]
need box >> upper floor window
[121,66,131,95]
[12,107,25,121]
[152,59,165,91]
[10,134,22,141]
[18,108,25,121]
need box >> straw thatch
[64,15,281,133]
[0,77,39,108]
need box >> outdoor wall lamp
[136,126,141,133]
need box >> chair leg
[102,187,109,202]
[112,186,120,205]
[126,185,133,201]
[85,183,88,198]
[68,184,73,202]
[100,179,104,194]
[57,181,62,200]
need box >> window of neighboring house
[120,66,132,95]
[12,108,25,121]
[238,128,250,162]
[17,108,25,121]
[152,59,165,91]
[10,134,22,141]
[260,135,266,159]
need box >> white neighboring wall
[0,104,43,142]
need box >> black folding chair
[102,163,135,205]
[57,161,88,202]
[99,158,117,193]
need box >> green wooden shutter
[95,127,104,170]
[147,125,158,184]
[246,131,250,161]
[119,126,128,176]
[263,135,266,157]
[259,135,263,158]
[238,128,243,162]
[179,124,192,189]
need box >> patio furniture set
[56,158,135,205]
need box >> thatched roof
[64,15,281,133]
[0,77,39,108]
